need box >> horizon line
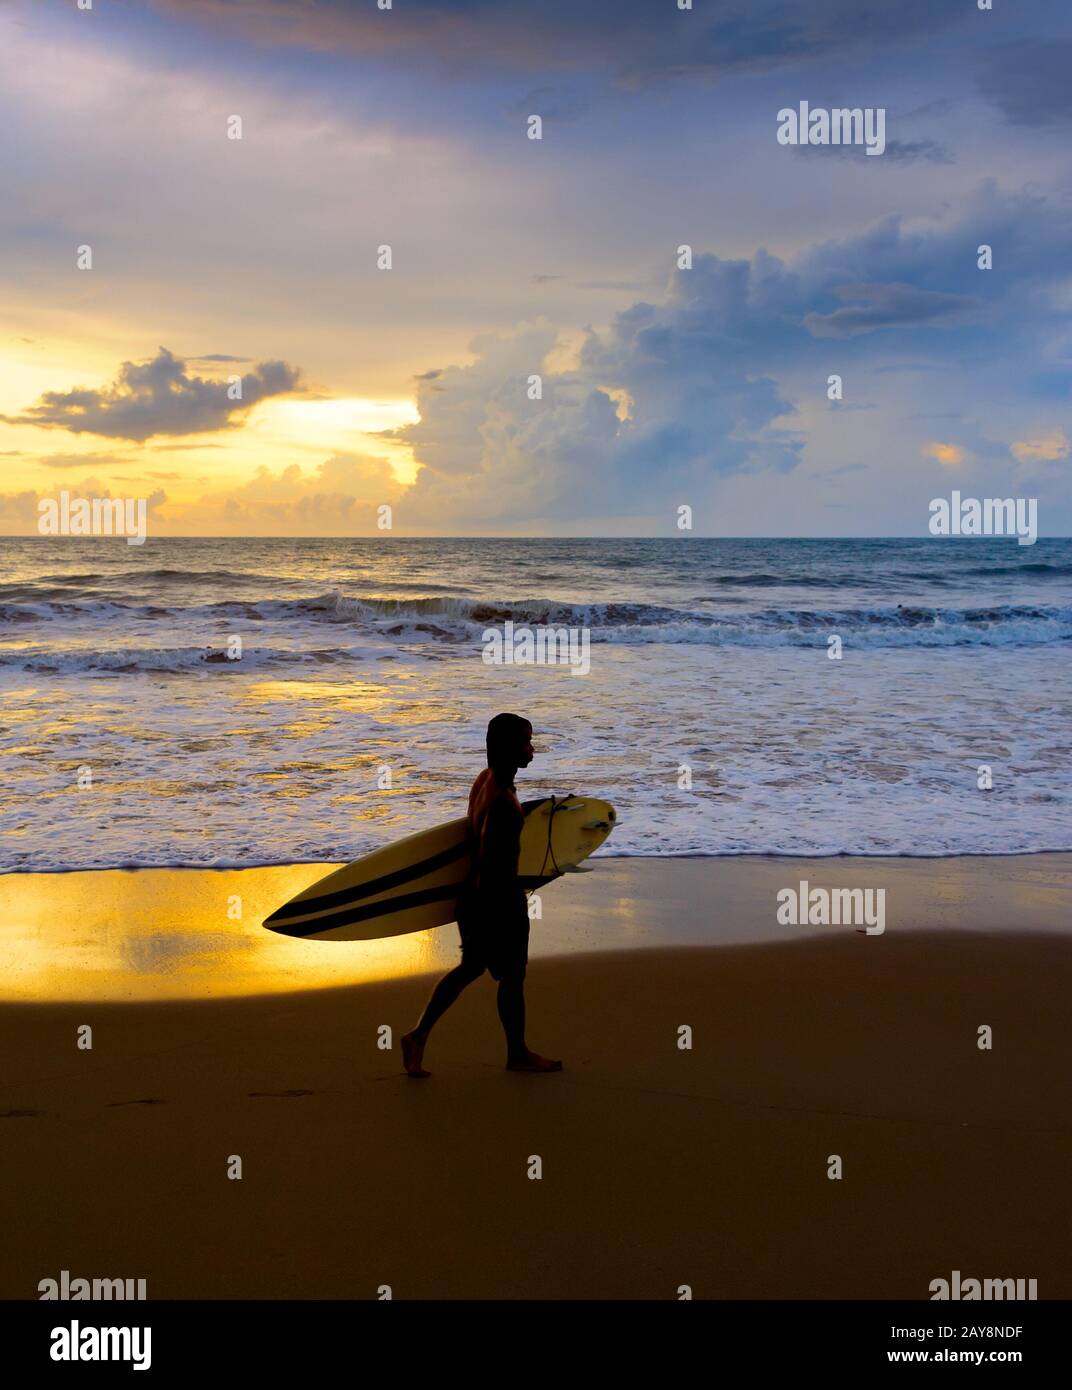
[1,533,1068,543]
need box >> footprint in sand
[248,1089,314,1099]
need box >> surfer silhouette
[401,713,563,1078]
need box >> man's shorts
[457,887,530,982]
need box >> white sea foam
[1,536,1069,870]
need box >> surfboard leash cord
[531,793,565,894]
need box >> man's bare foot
[506,1050,563,1073]
[401,1030,431,1078]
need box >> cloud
[901,98,954,120]
[882,140,954,165]
[231,455,392,503]
[506,86,589,123]
[804,283,978,338]
[396,260,806,526]
[4,348,301,442]
[1,455,400,538]
[155,453,404,536]
[38,452,132,470]
[1011,431,1069,463]
[575,279,649,292]
[790,138,953,164]
[979,40,1072,128]
[148,442,226,452]
[384,183,1072,528]
[0,489,40,526]
[147,0,971,83]
[925,442,966,466]
[0,482,168,533]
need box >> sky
[1,0,1070,537]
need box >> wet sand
[2,851,1069,1000]
[1,857,1070,1298]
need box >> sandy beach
[2,855,1070,1300]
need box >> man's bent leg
[402,958,485,1076]
[416,957,485,1036]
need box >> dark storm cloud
[803,283,977,338]
[5,348,301,442]
[793,182,1072,323]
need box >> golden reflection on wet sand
[2,854,1068,1004]
[0,864,458,1002]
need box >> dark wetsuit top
[457,769,529,980]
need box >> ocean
[1,535,1069,871]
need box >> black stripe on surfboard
[267,876,558,939]
[265,797,560,926]
[264,839,470,925]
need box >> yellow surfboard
[263,795,616,941]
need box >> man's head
[486,712,534,772]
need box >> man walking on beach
[401,713,563,1078]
